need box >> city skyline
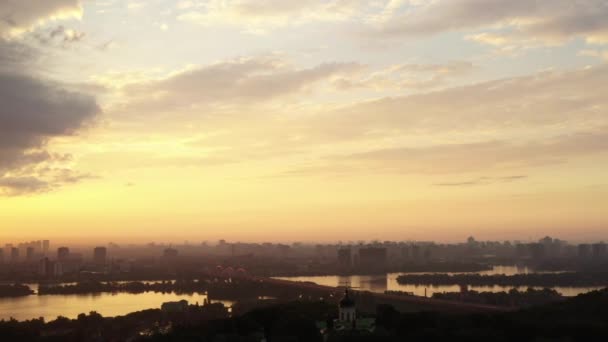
[1,0,608,243]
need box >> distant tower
[93,247,107,265]
[10,247,19,262]
[337,247,352,270]
[39,257,51,277]
[339,288,356,324]
[42,240,50,255]
[26,247,35,262]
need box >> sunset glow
[1,0,607,243]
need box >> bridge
[255,276,512,314]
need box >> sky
[1,0,607,244]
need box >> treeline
[433,288,563,307]
[146,289,608,341]
[400,262,492,273]
[3,289,608,341]
[369,288,608,342]
[36,278,331,303]
[0,284,34,298]
[397,272,608,287]
[0,303,229,341]
[38,280,201,295]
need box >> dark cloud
[0,68,100,195]
[0,176,49,196]
[0,168,97,196]
[0,39,38,72]
[0,72,99,157]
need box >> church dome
[339,289,355,308]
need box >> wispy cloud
[434,175,528,187]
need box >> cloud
[101,62,608,180]
[434,175,527,187]
[333,130,608,174]
[0,169,96,196]
[308,64,608,141]
[0,71,100,195]
[245,64,608,178]
[31,25,85,47]
[177,0,367,33]
[332,61,475,91]
[0,0,83,38]
[371,0,608,46]
[0,176,49,196]
[0,39,38,72]
[119,56,362,114]
[579,49,608,61]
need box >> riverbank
[396,272,608,287]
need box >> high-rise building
[578,244,592,259]
[57,247,70,261]
[592,243,607,260]
[39,257,52,277]
[53,262,64,277]
[93,247,107,265]
[529,243,546,261]
[338,247,352,269]
[0,248,4,264]
[42,240,50,255]
[10,247,19,262]
[358,247,387,271]
[26,247,35,262]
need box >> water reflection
[275,266,603,298]
[338,275,388,293]
[0,291,233,321]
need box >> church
[338,288,357,324]
[317,287,375,336]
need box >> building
[53,262,64,277]
[358,247,387,271]
[529,243,546,261]
[93,247,107,265]
[317,288,375,335]
[337,247,352,270]
[26,247,35,262]
[39,257,52,277]
[0,248,4,264]
[42,240,50,255]
[578,244,592,259]
[339,288,356,323]
[57,247,70,261]
[10,247,19,262]
[592,243,607,260]
[163,247,178,258]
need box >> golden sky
[1,0,607,243]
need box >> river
[274,266,604,298]
[0,285,233,321]
[1,266,603,321]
